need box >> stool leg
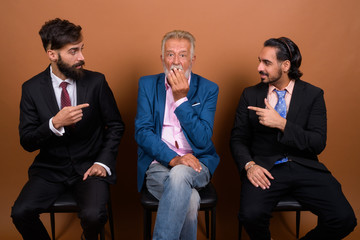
[211,207,216,240]
[100,227,105,240]
[296,210,300,239]
[144,209,152,240]
[238,218,242,240]
[50,212,55,240]
[205,210,210,239]
[107,200,115,240]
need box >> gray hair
[161,30,195,59]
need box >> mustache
[73,60,85,68]
[170,64,183,71]
[259,71,268,76]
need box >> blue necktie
[274,90,287,118]
[274,89,288,164]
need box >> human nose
[173,54,180,65]
[78,51,85,61]
[257,62,263,72]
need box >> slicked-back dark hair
[264,37,303,80]
[39,18,82,51]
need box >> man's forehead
[62,41,84,50]
[165,38,191,49]
[259,47,277,60]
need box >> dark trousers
[11,174,109,240]
[239,161,357,240]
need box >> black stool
[45,190,115,240]
[140,182,217,240]
[238,195,308,240]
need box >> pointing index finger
[248,106,263,112]
[76,103,90,109]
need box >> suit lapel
[287,80,304,121]
[40,67,60,115]
[187,72,198,101]
[256,83,269,108]
[76,75,88,105]
[157,73,166,128]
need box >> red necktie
[60,82,71,109]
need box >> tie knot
[274,89,286,99]
[60,81,68,89]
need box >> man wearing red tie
[11,18,124,240]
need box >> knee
[11,202,34,223]
[332,208,357,235]
[80,208,107,228]
[167,165,193,187]
[239,205,270,226]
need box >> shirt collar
[268,79,295,95]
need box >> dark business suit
[11,66,124,240]
[230,80,356,239]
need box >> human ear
[282,60,290,73]
[47,49,58,62]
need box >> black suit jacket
[230,79,329,174]
[19,66,125,184]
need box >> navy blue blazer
[135,72,220,191]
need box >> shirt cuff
[49,117,65,136]
[174,97,188,108]
[94,162,112,176]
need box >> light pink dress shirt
[267,80,295,115]
[152,76,193,164]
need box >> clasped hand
[167,68,189,102]
[169,154,202,173]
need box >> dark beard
[259,68,282,84]
[57,54,85,81]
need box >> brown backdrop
[0,0,359,239]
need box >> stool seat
[140,182,217,240]
[238,194,310,240]
[44,189,114,240]
[275,195,305,210]
[48,191,79,212]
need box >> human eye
[264,60,271,66]
[68,49,77,55]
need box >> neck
[50,62,66,80]
[272,77,291,90]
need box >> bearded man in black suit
[11,18,125,240]
[230,37,356,240]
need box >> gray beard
[163,64,191,79]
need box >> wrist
[278,118,287,132]
[52,117,61,129]
[245,161,255,171]
[169,156,180,167]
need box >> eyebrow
[166,50,188,53]
[258,57,272,63]
[68,44,84,51]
